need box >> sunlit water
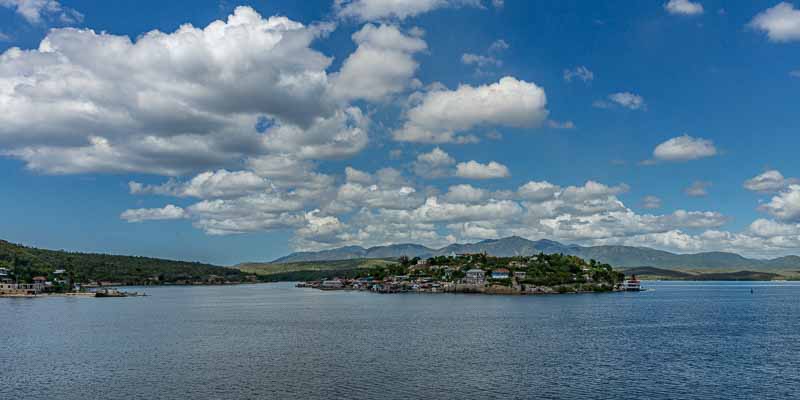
[2,281,800,399]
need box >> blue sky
[1,0,799,265]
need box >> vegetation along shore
[296,253,628,295]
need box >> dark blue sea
[2,281,800,399]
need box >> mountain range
[272,236,800,271]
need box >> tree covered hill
[0,240,241,284]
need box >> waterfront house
[32,276,50,290]
[509,261,526,269]
[464,269,485,284]
[0,282,42,296]
[514,271,527,280]
[0,267,9,277]
[491,268,510,280]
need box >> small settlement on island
[298,252,641,295]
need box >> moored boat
[94,288,128,297]
[621,275,643,291]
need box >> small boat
[621,275,643,292]
[94,288,128,297]
[320,280,344,290]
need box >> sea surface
[2,281,800,399]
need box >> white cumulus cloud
[332,24,427,101]
[412,147,456,178]
[749,2,800,42]
[652,135,718,162]
[0,7,371,175]
[609,92,646,110]
[334,0,482,21]
[684,181,711,197]
[455,160,510,179]
[744,170,799,193]
[121,205,187,223]
[393,76,548,143]
[759,185,800,222]
[563,66,593,83]
[129,170,271,199]
[0,0,83,25]
[642,195,662,209]
[664,0,704,16]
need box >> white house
[464,269,485,284]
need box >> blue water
[2,281,800,399]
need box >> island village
[298,252,639,294]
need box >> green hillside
[0,240,242,284]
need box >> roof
[32,276,46,280]
[466,268,485,273]
[493,268,510,273]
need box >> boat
[621,275,642,292]
[320,280,344,290]
[94,288,128,297]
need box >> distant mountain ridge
[272,236,800,271]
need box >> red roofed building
[491,268,510,279]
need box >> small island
[297,252,630,295]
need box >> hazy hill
[622,267,783,281]
[272,236,800,272]
[237,258,397,276]
[272,244,433,263]
[433,237,579,257]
